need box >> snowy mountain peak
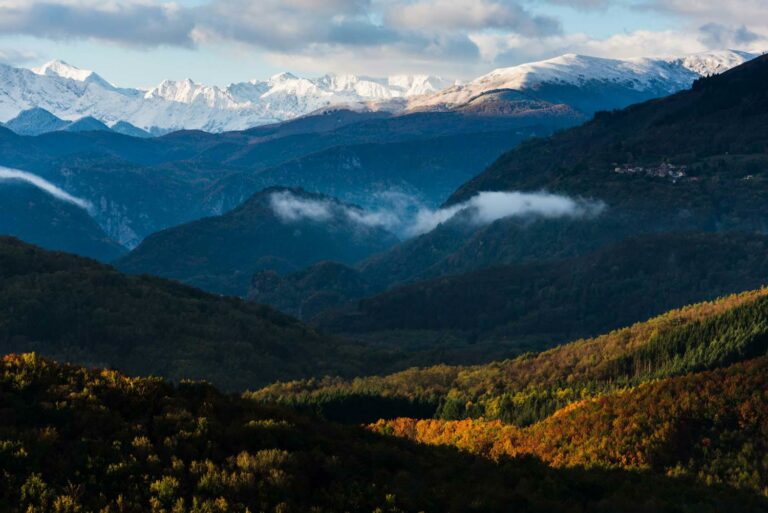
[0,51,757,133]
[269,72,299,83]
[143,79,232,106]
[387,74,455,96]
[32,59,111,87]
[669,49,758,76]
[33,60,89,80]
[476,53,672,90]
[408,50,757,111]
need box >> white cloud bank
[270,191,334,222]
[270,189,604,238]
[0,166,91,210]
[408,191,605,236]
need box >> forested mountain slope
[315,232,768,348]
[117,188,400,296]
[0,237,371,390]
[373,357,768,498]
[2,353,765,513]
[0,182,124,261]
[253,288,768,424]
[451,53,768,206]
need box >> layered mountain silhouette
[117,188,400,296]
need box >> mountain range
[240,53,768,348]
[0,50,754,256]
[2,107,143,136]
[0,59,452,132]
[0,50,755,134]
[410,51,756,114]
[0,106,569,251]
[3,48,768,511]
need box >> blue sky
[0,0,764,88]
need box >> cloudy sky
[0,0,765,87]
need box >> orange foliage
[372,357,768,495]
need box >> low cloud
[270,191,333,222]
[0,166,91,210]
[270,190,408,232]
[270,189,604,238]
[408,191,605,236]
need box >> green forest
[253,288,768,425]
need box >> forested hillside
[1,353,765,513]
[117,187,399,296]
[0,237,372,390]
[373,357,768,498]
[254,288,768,424]
[316,232,768,347]
[0,182,124,261]
[452,54,768,207]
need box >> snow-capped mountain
[407,50,757,113]
[0,60,452,133]
[0,51,756,134]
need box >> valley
[1,44,767,512]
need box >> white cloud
[408,191,605,236]
[269,189,604,238]
[0,166,91,210]
[0,0,764,78]
[270,191,333,222]
[0,0,196,48]
[698,23,761,49]
[639,0,768,27]
[383,0,560,35]
[270,190,409,232]
[0,0,558,77]
[472,29,708,65]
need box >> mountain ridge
[408,50,757,114]
[0,59,451,132]
[0,50,755,133]
[116,187,401,296]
